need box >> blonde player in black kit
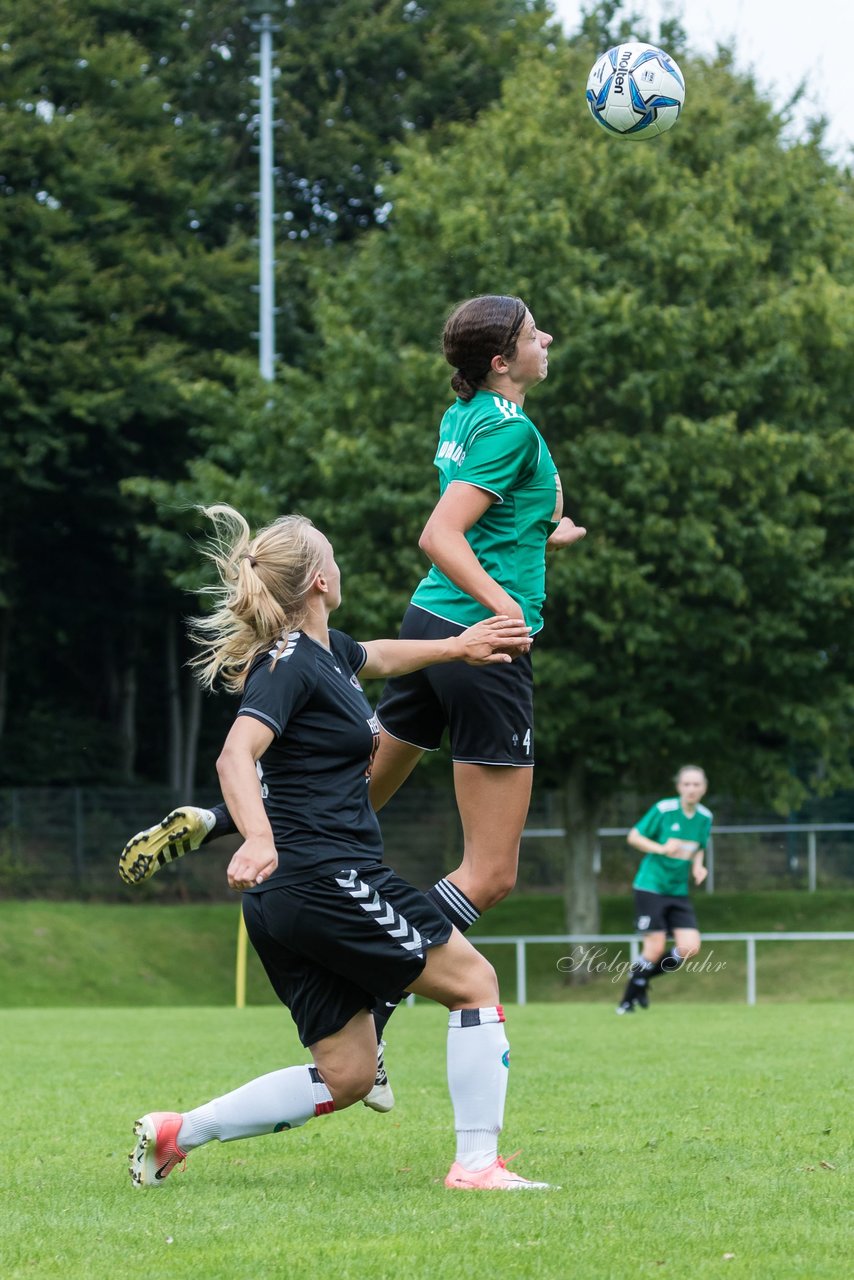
[129,505,554,1191]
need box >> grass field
[1,1004,850,1279]
[1,891,852,1007]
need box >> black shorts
[633,889,699,935]
[375,605,535,766]
[242,864,453,1047]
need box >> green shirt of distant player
[410,390,562,632]
[632,798,714,896]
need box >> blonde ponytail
[188,504,324,693]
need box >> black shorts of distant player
[633,889,698,937]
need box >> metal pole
[746,936,756,1006]
[807,830,817,892]
[516,939,527,1006]
[254,13,276,381]
[705,834,714,893]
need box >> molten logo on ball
[586,42,685,139]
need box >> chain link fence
[0,786,852,901]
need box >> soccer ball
[586,43,685,139]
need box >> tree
[0,0,254,780]
[150,36,854,926]
[0,0,559,785]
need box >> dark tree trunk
[561,758,602,985]
[0,605,10,740]
[117,662,137,782]
[166,619,183,792]
[182,676,202,802]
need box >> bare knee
[642,938,667,963]
[677,939,701,961]
[454,843,520,912]
[444,950,500,1010]
[474,866,517,911]
[410,937,500,1010]
[312,1053,375,1110]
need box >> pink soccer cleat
[445,1154,554,1190]
[129,1111,187,1188]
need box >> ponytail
[188,505,324,692]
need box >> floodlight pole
[252,12,278,382]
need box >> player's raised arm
[359,615,532,680]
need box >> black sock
[425,878,481,933]
[648,947,684,980]
[372,998,400,1043]
[205,803,236,843]
[372,880,481,1042]
[622,956,654,1003]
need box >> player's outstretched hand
[457,615,533,665]
[548,517,587,548]
[693,864,709,886]
[227,837,278,890]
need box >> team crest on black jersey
[365,714,381,781]
[350,673,362,690]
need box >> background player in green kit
[617,765,713,1014]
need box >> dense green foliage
[2,2,852,875]
[0,0,552,783]
[272,43,854,818]
[136,36,854,892]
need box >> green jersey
[632,798,713,896]
[410,390,562,632]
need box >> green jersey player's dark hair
[443,295,527,402]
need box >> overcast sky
[551,1,853,159]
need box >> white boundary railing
[236,917,854,1009]
[461,932,854,1007]
[523,823,854,892]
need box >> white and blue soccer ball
[586,43,685,139]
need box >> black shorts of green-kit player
[633,889,698,935]
[617,891,698,1013]
[375,606,535,766]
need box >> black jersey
[237,629,383,889]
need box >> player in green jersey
[617,765,712,1014]
[372,296,585,935]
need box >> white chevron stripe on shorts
[335,870,425,958]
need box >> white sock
[177,1065,333,1149]
[198,808,217,834]
[447,1006,509,1172]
